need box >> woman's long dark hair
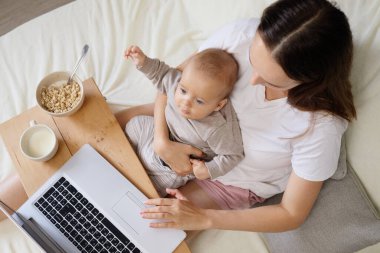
[258,0,356,121]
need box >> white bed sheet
[1,0,380,252]
[0,0,266,181]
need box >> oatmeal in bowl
[36,71,85,117]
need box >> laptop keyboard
[33,177,142,253]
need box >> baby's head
[175,48,239,120]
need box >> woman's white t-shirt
[199,18,347,198]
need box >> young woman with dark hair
[258,0,356,120]
[134,0,357,232]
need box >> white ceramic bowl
[36,71,84,117]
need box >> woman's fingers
[141,199,177,220]
[156,141,200,175]
[189,158,201,164]
[141,197,210,230]
[188,145,204,158]
[149,221,177,228]
[142,204,172,213]
[144,197,175,206]
[166,188,188,200]
[140,210,172,220]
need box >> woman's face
[249,32,299,91]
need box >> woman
[119,0,356,232]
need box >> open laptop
[0,144,186,253]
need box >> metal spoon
[67,44,89,84]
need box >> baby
[124,46,244,196]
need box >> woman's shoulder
[297,112,348,150]
[282,107,348,137]
[313,112,348,135]
[290,112,348,182]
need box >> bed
[1,0,379,252]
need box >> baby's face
[174,67,227,120]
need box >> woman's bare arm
[205,171,323,232]
[142,171,323,232]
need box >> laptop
[0,144,186,253]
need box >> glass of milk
[19,120,58,162]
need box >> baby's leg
[148,168,195,197]
[115,103,154,129]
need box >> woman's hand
[141,189,212,230]
[154,139,203,176]
[191,159,210,180]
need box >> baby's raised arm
[124,45,146,68]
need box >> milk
[20,120,58,162]
[27,129,55,157]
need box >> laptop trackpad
[112,192,150,235]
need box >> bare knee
[115,103,154,129]
[0,172,28,221]
[179,181,221,210]
[115,107,138,129]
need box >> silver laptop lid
[0,200,65,253]
[13,144,186,253]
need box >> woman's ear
[214,99,228,111]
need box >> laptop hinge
[14,212,66,253]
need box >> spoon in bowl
[67,44,89,84]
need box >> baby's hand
[124,45,146,68]
[190,159,210,180]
